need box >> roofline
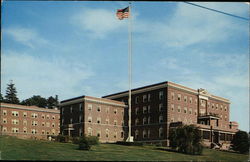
[60,95,85,103]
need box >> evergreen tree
[0,93,4,102]
[5,80,20,104]
[47,95,59,109]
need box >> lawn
[0,135,248,161]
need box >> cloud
[71,8,127,39]
[1,51,94,100]
[4,27,48,48]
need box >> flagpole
[127,1,133,142]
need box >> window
[143,106,147,114]
[114,120,117,125]
[42,122,45,126]
[148,117,151,124]
[148,105,151,113]
[159,127,163,138]
[23,120,27,126]
[121,131,124,138]
[106,107,110,113]
[135,118,139,125]
[171,92,175,100]
[189,97,193,104]
[184,107,187,114]
[61,119,64,125]
[12,111,19,117]
[46,122,50,127]
[23,112,27,117]
[79,128,83,137]
[97,118,101,124]
[12,119,19,125]
[97,106,101,112]
[97,131,101,138]
[61,108,64,115]
[159,91,163,100]
[159,103,163,112]
[52,116,55,120]
[207,102,210,108]
[105,129,109,138]
[3,127,7,132]
[70,118,73,124]
[31,129,37,134]
[148,130,151,138]
[88,104,92,110]
[220,105,223,110]
[171,118,174,122]
[184,96,187,102]
[171,104,174,111]
[135,107,139,115]
[70,106,73,113]
[177,94,181,101]
[143,95,147,103]
[225,106,227,111]
[88,117,92,123]
[135,96,139,104]
[159,115,163,123]
[3,118,7,124]
[189,108,192,114]
[79,103,83,111]
[148,94,151,102]
[46,115,50,119]
[114,132,117,138]
[143,117,147,125]
[114,109,117,114]
[79,115,83,123]
[12,128,19,133]
[178,106,181,113]
[42,114,45,119]
[52,123,55,127]
[216,104,218,110]
[88,127,92,136]
[135,130,139,139]
[143,130,147,138]
[3,110,7,115]
[105,118,109,124]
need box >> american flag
[116,7,129,20]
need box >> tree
[47,95,59,109]
[231,130,249,154]
[5,80,20,104]
[169,124,203,155]
[21,95,47,108]
[0,93,4,102]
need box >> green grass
[0,135,248,161]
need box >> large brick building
[0,102,60,140]
[60,96,128,143]
[102,81,239,149]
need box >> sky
[1,1,249,131]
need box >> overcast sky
[1,2,249,131]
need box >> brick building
[59,96,128,143]
[103,81,239,149]
[0,102,60,140]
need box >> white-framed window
[184,107,187,114]
[3,118,7,124]
[61,108,64,115]
[88,116,92,123]
[46,122,50,127]
[52,123,55,127]
[177,94,181,101]
[121,131,124,138]
[207,102,210,108]
[189,108,192,115]
[143,95,147,103]
[189,97,193,104]
[97,117,101,124]
[114,132,117,138]
[135,118,139,125]
[12,119,19,125]
[79,115,83,123]
[171,92,175,100]
[143,130,147,138]
[216,104,218,110]
[114,109,117,114]
[46,115,50,119]
[42,114,45,119]
[159,91,164,100]
[171,104,174,111]
[143,106,147,114]
[52,116,55,120]
[105,118,109,124]
[12,128,19,133]
[135,107,139,115]
[61,119,64,125]
[88,127,92,136]
[159,103,163,111]
[114,120,117,125]
[225,106,227,111]
[178,106,181,113]
[184,96,187,102]
[42,130,45,134]
[31,113,38,118]
[171,118,174,122]
[3,127,7,132]
[97,106,101,112]
[79,128,83,137]
[159,127,163,138]
[135,130,139,139]
[70,106,73,113]
[105,129,109,138]
[79,103,83,111]
[88,104,92,110]
[23,112,27,117]
[32,121,38,126]
[31,129,37,134]
[12,111,19,117]
[106,107,110,113]
[159,115,163,123]
[212,103,214,109]
[70,118,73,124]
[3,110,7,115]
[135,96,139,104]
[220,105,223,110]
[148,105,151,113]
[148,129,150,138]
[97,130,101,138]
[148,94,151,102]
[23,120,27,126]
[143,117,147,125]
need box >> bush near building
[169,125,203,155]
[231,130,249,154]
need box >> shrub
[79,136,91,150]
[86,136,99,145]
[169,124,203,155]
[116,141,144,146]
[56,135,66,142]
[231,130,249,154]
[72,137,80,144]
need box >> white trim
[1,105,60,114]
[198,95,208,100]
[61,122,127,128]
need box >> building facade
[0,102,60,140]
[60,96,128,143]
[103,81,239,149]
